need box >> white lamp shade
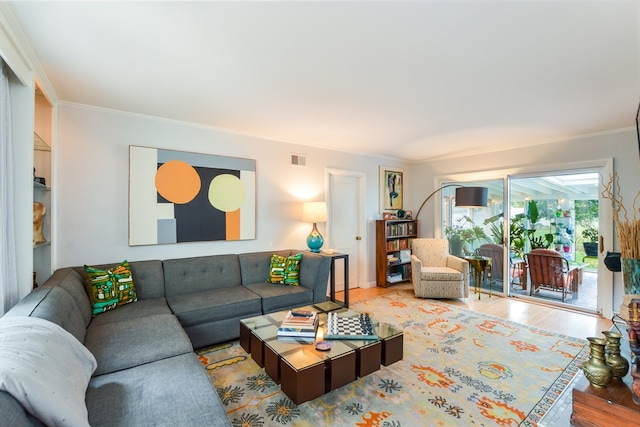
[302,202,328,223]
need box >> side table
[327,252,349,308]
[464,256,492,300]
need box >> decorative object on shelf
[582,336,613,388]
[603,172,640,318]
[601,330,629,379]
[622,258,640,295]
[302,201,327,253]
[128,146,256,246]
[32,202,46,246]
[629,298,640,405]
[628,298,640,358]
[379,166,404,212]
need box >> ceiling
[6,1,640,162]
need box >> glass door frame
[432,158,614,318]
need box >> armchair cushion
[419,267,463,281]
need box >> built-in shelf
[33,241,51,249]
[33,181,50,191]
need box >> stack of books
[277,310,319,338]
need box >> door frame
[325,168,366,289]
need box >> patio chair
[524,248,579,302]
[476,244,527,290]
[410,238,469,298]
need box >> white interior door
[326,169,365,290]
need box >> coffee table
[239,301,403,404]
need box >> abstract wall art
[379,165,403,213]
[129,146,256,246]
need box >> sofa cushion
[85,314,192,376]
[0,317,97,427]
[267,252,303,285]
[163,254,242,297]
[168,286,261,327]
[244,282,313,313]
[87,353,230,427]
[87,297,171,328]
[84,260,138,316]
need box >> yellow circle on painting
[155,160,201,204]
[208,174,245,212]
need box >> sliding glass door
[509,172,600,312]
[437,160,612,316]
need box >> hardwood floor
[337,284,613,341]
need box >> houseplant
[582,224,599,257]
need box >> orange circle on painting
[155,160,201,204]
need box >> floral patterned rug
[197,290,587,426]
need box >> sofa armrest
[299,252,331,303]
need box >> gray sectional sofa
[0,250,331,427]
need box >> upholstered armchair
[410,238,469,299]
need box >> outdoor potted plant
[445,216,488,257]
[582,224,599,257]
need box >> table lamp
[302,201,328,253]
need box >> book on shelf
[387,272,404,283]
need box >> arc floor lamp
[415,185,488,220]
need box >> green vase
[622,258,640,295]
[602,330,629,379]
[583,337,613,388]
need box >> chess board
[324,312,378,340]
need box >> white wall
[55,104,410,288]
[412,128,640,312]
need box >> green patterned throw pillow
[267,253,303,286]
[84,260,138,316]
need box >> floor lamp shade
[302,202,327,252]
[415,184,488,220]
[455,187,488,208]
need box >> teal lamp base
[306,223,324,253]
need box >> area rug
[197,290,588,426]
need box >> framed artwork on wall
[129,146,256,246]
[379,166,404,213]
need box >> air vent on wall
[291,153,306,166]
